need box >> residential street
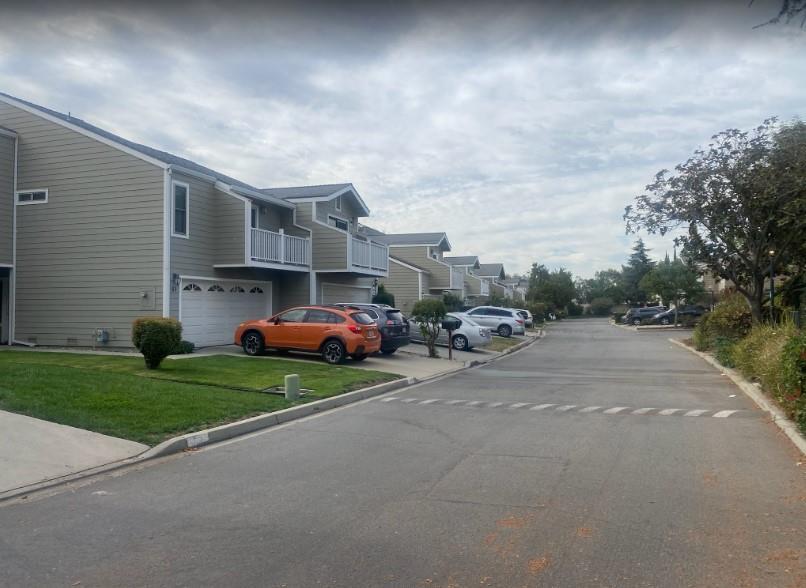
[1,319,804,587]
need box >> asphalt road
[2,319,804,587]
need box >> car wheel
[452,335,469,351]
[498,324,512,338]
[660,317,671,325]
[352,353,368,361]
[322,339,346,365]
[242,331,265,356]
[632,318,642,326]
[380,348,397,355]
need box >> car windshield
[350,312,376,325]
[453,313,479,327]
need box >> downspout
[162,168,172,317]
[9,134,17,345]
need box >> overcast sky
[1,0,804,277]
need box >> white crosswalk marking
[658,408,682,416]
[400,398,417,403]
[578,406,602,413]
[381,397,399,402]
[445,399,466,405]
[530,404,557,411]
[556,405,577,412]
[508,402,529,408]
[419,399,440,405]
[603,407,630,414]
[713,410,739,418]
[487,402,504,408]
[684,409,709,417]
[466,400,483,406]
[632,408,655,415]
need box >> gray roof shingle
[476,263,505,278]
[443,255,479,266]
[373,232,449,247]
[260,184,352,199]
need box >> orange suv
[234,305,381,364]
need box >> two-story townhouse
[501,277,527,302]
[259,184,388,304]
[475,263,510,299]
[0,92,385,348]
[374,232,465,315]
[443,256,490,306]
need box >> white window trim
[171,181,190,239]
[327,215,349,232]
[15,188,48,206]
[335,195,342,211]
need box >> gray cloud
[1,0,803,276]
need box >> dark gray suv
[332,303,410,354]
[622,306,667,326]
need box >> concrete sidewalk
[0,411,147,494]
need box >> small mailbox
[441,317,461,331]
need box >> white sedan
[408,312,493,351]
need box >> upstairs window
[172,182,189,237]
[328,216,349,231]
[16,189,48,205]
[335,195,342,211]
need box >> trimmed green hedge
[132,317,182,369]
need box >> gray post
[284,374,300,401]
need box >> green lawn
[487,336,524,352]
[0,351,399,446]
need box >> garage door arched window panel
[250,287,264,294]
[183,283,202,292]
[207,284,225,292]
[230,286,245,293]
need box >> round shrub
[132,317,182,369]
[590,297,614,316]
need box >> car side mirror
[273,317,281,325]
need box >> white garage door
[180,279,272,347]
[321,283,372,304]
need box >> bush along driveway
[0,351,399,446]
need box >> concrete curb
[1,333,546,503]
[669,338,806,456]
[142,376,417,459]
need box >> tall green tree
[576,269,626,304]
[621,238,655,304]
[528,264,576,311]
[625,119,806,322]
[640,258,704,322]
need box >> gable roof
[443,255,479,267]
[373,232,451,250]
[260,183,370,216]
[476,263,506,279]
[390,256,428,273]
[0,91,264,190]
[358,224,385,236]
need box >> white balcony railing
[250,228,310,267]
[351,236,388,273]
[450,267,465,290]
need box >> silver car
[465,306,525,337]
[515,309,534,327]
[408,312,493,351]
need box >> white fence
[250,228,310,266]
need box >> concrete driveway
[0,411,147,495]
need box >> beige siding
[313,273,373,304]
[315,195,361,233]
[297,202,348,271]
[0,134,12,265]
[464,272,485,296]
[0,102,164,347]
[386,245,451,288]
[277,272,310,310]
[380,259,422,315]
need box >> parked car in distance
[465,306,525,337]
[408,312,493,351]
[331,303,410,354]
[622,306,667,326]
[515,309,534,327]
[650,305,707,325]
[234,305,381,364]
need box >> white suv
[465,306,525,337]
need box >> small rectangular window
[172,182,189,237]
[15,189,48,205]
[328,216,349,231]
[335,196,342,211]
